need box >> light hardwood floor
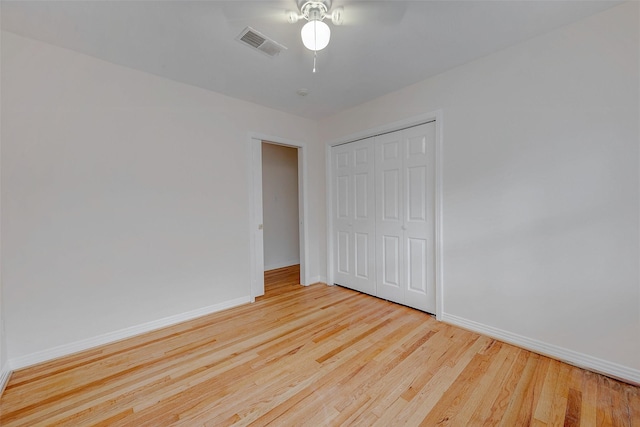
[1,265,638,426]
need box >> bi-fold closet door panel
[332,138,376,296]
[376,123,436,313]
[375,131,404,305]
[331,122,436,313]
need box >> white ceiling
[1,0,623,119]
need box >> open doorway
[248,134,308,301]
[261,142,301,293]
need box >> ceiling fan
[285,1,343,72]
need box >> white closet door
[375,122,436,313]
[332,139,376,295]
[403,123,436,313]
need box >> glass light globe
[301,20,331,51]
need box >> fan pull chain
[313,50,317,73]
[313,19,317,73]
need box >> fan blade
[221,1,293,24]
[334,1,407,26]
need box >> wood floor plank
[533,358,561,424]
[580,371,599,427]
[405,337,490,425]
[1,265,638,426]
[548,363,572,426]
[625,381,640,427]
[498,353,542,426]
[564,387,582,427]
[480,348,532,425]
[444,342,513,426]
[466,343,522,425]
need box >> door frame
[325,110,444,319]
[248,133,309,301]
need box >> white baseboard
[0,362,12,397]
[308,275,327,285]
[264,259,300,271]
[441,313,640,386]
[9,296,251,371]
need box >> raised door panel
[336,175,349,220]
[382,170,400,221]
[406,237,427,293]
[381,235,400,288]
[354,232,369,279]
[407,166,427,222]
[354,173,369,220]
[336,230,350,275]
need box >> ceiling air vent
[236,27,287,58]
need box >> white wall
[320,1,639,378]
[0,31,323,362]
[262,143,300,271]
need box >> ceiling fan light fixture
[301,19,330,51]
